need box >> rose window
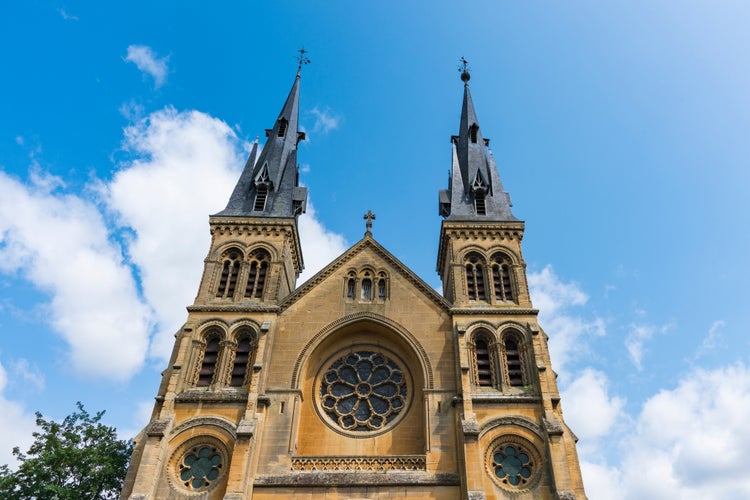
[178,445,223,490]
[492,443,534,488]
[319,351,408,432]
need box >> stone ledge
[254,472,460,487]
[292,455,426,472]
[175,389,248,403]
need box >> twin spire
[215,72,308,218]
[439,62,516,221]
[217,57,515,223]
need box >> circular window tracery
[319,350,408,433]
[486,435,541,491]
[178,445,223,491]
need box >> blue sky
[1,2,749,498]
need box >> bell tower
[437,62,586,499]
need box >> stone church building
[122,65,587,499]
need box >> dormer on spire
[439,60,516,221]
[216,69,308,218]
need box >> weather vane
[458,56,471,83]
[296,47,311,75]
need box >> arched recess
[291,312,433,390]
[498,322,535,390]
[164,417,237,499]
[291,313,431,457]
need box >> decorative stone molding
[236,419,256,439]
[468,492,487,500]
[478,415,544,441]
[450,307,538,315]
[255,471,460,487]
[175,389,248,404]
[557,492,577,500]
[472,393,540,404]
[291,455,426,472]
[187,304,281,313]
[146,418,172,438]
[544,417,564,436]
[169,416,238,441]
[462,417,480,437]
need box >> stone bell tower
[436,62,586,499]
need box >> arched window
[361,279,372,300]
[377,273,387,300]
[470,123,479,143]
[230,332,256,387]
[346,277,356,298]
[502,330,527,389]
[245,249,270,299]
[216,250,241,298]
[471,330,497,388]
[254,185,268,211]
[465,253,487,301]
[277,118,288,138]
[197,335,221,387]
[491,253,515,302]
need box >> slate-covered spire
[439,63,516,221]
[216,73,308,218]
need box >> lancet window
[465,253,487,301]
[229,330,257,387]
[216,249,241,298]
[472,331,497,388]
[245,249,270,299]
[197,333,221,387]
[501,329,528,389]
[491,253,515,302]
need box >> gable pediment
[280,236,449,312]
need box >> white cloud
[528,266,605,375]
[615,362,750,499]
[107,107,347,360]
[625,322,670,370]
[125,45,169,88]
[309,107,341,135]
[0,171,152,380]
[692,319,726,361]
[118,399,154,441]
[107,108,243,359]
[8,358,45,391]
[298,203,348,284]
[57,8,79,21]
[562,369,626,457]
[0,361,40,467]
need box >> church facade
[122,66,587,500]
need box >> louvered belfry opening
[230,334,254,387]
[254,184,268,211]
[245,249,270,299]
[465,253,486,301]
[491,254,515,302]
[475,337,493,386]
[506,338,523,387]
[197,336,220,387]
[217,251,241,298]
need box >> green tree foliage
[0,402,133,499]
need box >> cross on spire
[363,210,376,236]
[296,47,311,76]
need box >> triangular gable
[280,235,450,312]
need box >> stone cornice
[450,307,538,316]
[187,304,281,313]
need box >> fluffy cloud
[527,266,605,376]
[107,107,347,360]
[625,322,670,370]
[0,361,41,467]
[615,362,750,499]
[562,368,625,458]
[125,45,169,88]
[309,107,341,135]
[0,171,152,380]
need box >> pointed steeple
[438,63,516,221]
[216,73,308,218]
